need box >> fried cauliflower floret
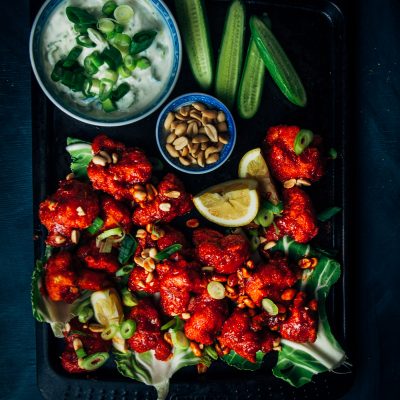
[128,266,160,294]
[264,125,325,183]
[184,293,228,345]
[244,256,298,306]
[193,228,250,274]
[76,239,119,274]
[263,187,319,243]
[280,291,318,343]
[127,298,172,360]
[218,310,260,363]
[157,259,204,316]
[44,252,80,303]
[87,134,152,201]
[76,269,110,292]
[132,173,193,226]
[61,318,111,374]
[100,194,132,232]
[39,179,99,247]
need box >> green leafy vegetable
[222,350,265,371]
[270,236,347,387]
[66,137,93,178]
[87,217,104,234]
[31,253,91,337]
[115,348,200,400]
[317,207,342,222]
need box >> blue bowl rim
[29,0,182,127]
[156,92,237,175]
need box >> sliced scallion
[118,234,137,264]
[75,348,87,359]
[84,56,99,75]
[87,28,107,47]
[80,352,109,371]
[124,54,137,71]
[66,7,97,26]
[317,206,342,222]
[329,147,338,159]
[170,330,189,350]
[63,46,83,68]
[254,208,274,227]
[204,346,218,360]
[102,69,119,83]
[51,60,65,82]
[112,82,130,101]
[160,319,176,331]
[116,265,135,278]
[262,298,279,316]
[112,33,131,53]
[121,287,138,307]
[97,227,124,241]
[99,80,114,101]
[102,1,118,17]
[76,34,96,48]
[102,98,117,112]
[293,129,314,155]
[136,57,151,69]
[98,18,115,34]
[114,5,134,24]
[117,64,131,78]
[120,319,137,339]
[207,281,225,300]
[102,46,123,69]
[101,324,118,340]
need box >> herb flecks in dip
[42,0,173,116]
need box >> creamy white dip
[41,0,173,118]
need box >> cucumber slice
[215,0,246,108]
[174,0,214,90]
[237,36,265,119]
[250,15,307,107]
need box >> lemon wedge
[91,288,127,353]
[238,148,279,205]
[193,179,259,227]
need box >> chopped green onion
[136,57,151,69]
[75,348,87,359]
[112,82,130,101]
[112,33,131,52]
[97,227,124,241]
[101,325,118,340]
[114,5,134,24]
[207,281,225,300]
[173,317,184,332]
[61,70,85,92]
[88,51,104,67]
[129,30,157,55]
[84,56,99,75]
[114,23,124,33]
[87,28,107,46]
[51,60,65,82]
[204,346,218,360]
[262,298,279,316]
[120,319,137,339]
[161,319,176,331]
[155,244,182,261]
[102,1,118,16]
[329,147,338,159]
[170,331,189,350]
[68,330,88,337]
[74,24,89,34]
[80,352,109,371]
[99,80,114,101]
[117,64,131,78]
[102,46,123,69]
[78,307,94,323]
[121,287,138,307]
[248,231,260,252]
[118,234,137,264]
[254,208,274,227]
[98,18,115,34]
[102,69,119,83]
[83,78,102,97]
[124,55,137,71]
[116,265,135,277]
[293,129,314,155]
[87,217,104,234]
[102,98,117,112]
[63,47,83,68]
[149,157,164,171]
[66,7,97,26]
[76,34,96,48]
[317,206,342,222]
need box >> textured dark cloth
[0,0,399,399]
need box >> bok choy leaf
[115,348,200,400]
[66,137,93,178]
[270,236,348,387]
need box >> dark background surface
[0,0,399,399]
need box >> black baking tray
[31,0,354,398]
